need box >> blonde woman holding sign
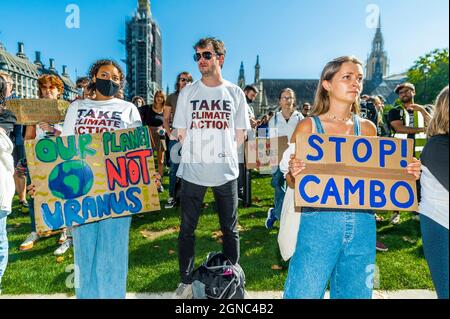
[283,56,421,299]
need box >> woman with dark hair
[141,90,166,190]
[61,59,143,298]
[282,56,421,299]
[26,60,143,298]
[164,72,193,209]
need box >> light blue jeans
[0,210,10,289]
[420,215,449,299]
[271,168,286,220]
[73,216,132,299]
[284,210,376,299]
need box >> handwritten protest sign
[295,133,418,212]
[25,127,161,233]
[5,99,70,125]
[245,136,288,173]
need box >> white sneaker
[20,232,40,251]
[58,230,68,244]
[173,283,193,299]
[390,212,401,225]
[165,197,176,209]
[54,239,72,256]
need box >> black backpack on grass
[192,252,246,299]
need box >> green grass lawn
[2,173,433,295]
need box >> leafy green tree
[407,48,449,104]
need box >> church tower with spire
[366,15,389,89]
[238,61,245,89]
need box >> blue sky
[0,0,448,92]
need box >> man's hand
[250,118,258,129]
[406,104,424,112]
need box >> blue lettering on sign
[96,194,111,218]
[64,200,85,226]
[344,179,365,206]
[329,137,347,163]
[82,196,98,219]
[321,178,342,205]
[370,180,386,208]
[127,187,143,213]
[299,175,321,203]
[379,140,396,168]
[110,191,128,215]
[42,202,64,230]
[390,181,415,209]
[353,139,372,163]
[307,135,324,161]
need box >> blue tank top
[302,114,367,213]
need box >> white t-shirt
[173,80,251,187]
[268,110,303,141]
[61,98,142,136]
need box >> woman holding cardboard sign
[282,56,422,299]
[20,75,71,256]
[60,60,144,299]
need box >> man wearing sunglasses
[164,72,193,209]
[172,37,251,299]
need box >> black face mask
[95,78,120,97]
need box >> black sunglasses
[193,51,222,62]
[179,78,191,83]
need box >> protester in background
[0,76,16,294]
[172,37,250,299]
[282,56,421,299]
[19,75,71,256]
[132,96,146,120]
[141,90,166,192]
[0,72,27,213]
[265,88,303,229]
[301,102,311,117]
[74,77,91,101]
[164,72,193,209]
[419,86,449,299]
[132,96,146,108]
[238,85,259,207]
[388,83,431,224]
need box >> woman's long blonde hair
[310,56,363,117]
[427,86,449,137]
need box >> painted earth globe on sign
[48,160,94,200]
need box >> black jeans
[178,178,239,284]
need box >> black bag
[192,252,246,299]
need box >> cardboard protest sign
[25,126,161,233]
[245,136,289,173]
[295,133,418,212]
[5,99,70,125]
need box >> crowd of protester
[0,37,448,299]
